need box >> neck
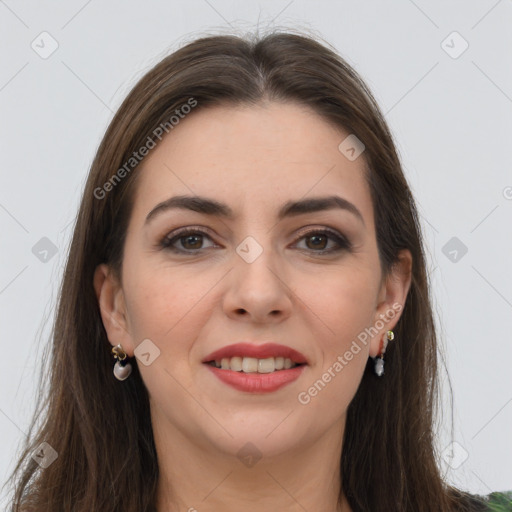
[153,411,351,512]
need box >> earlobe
[93,263,133,356]
[369,249,412,357]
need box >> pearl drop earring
[111,344,132,381]
[374,330,394,377]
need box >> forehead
[131,101,373,227]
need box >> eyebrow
[145,194,365,227]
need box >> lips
[202,342,308,393]
[202,342,308,364]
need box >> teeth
[211,356,299,373]
[242,357,258,373]
[258,357,275,373]
[230,356,243,371]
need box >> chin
[199,410,313,460]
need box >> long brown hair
[5,29,485,511]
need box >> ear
[368,249,412,357]
[93,263,135,357]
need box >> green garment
[483,491,512,511]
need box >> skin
[94,101,412,512]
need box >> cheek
[299,266,379,354]
[296,274,376,416]
[122,271,215,406]
[122,265,211,353]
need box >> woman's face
[95,101,411,460]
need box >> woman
[4,30,511,511]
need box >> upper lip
[202,342,308,364]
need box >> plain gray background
[1,0,511,504]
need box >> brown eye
[160,228,216,253]
[180,234,204,250]
[305,233,328,250]
[294,229,351,255]
[160,227,351,256]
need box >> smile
[207,356,302,373]
[202,342,308,392]
[201,341,309,394]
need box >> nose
[222,242,293,324]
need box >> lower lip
[204,364,306,393]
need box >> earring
[374,330,394,377]
[111,344,132,381]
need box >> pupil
[184,235,201,249]
[309,234,326,249]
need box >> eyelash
[159,226,352,256]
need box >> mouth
[205,356,305,373]
[202,342,308,393]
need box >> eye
[159,226,352,255]
[293,228,352,255]
[159,227,216,253]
